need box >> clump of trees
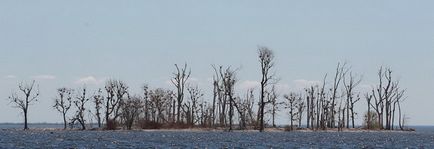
[6,47,410,131]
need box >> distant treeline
[7,47,408,131]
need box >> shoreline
[1,127,416,133]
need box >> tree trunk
[24,109,28,130]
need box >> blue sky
[0,0,433,125]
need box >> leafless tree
[267,85,283,128]
[93,88,104,128]
[171,63,191,123]
[343,72,362,128]
[365,94,373,129]
[187,85,204,126]
[258,46,276,132]
[219,66,237,131]
[234,89,255,130]
[104,79,129,127]
[284,93,299,131]
[8,80,39,130]
[73,87,90,130]
[121,95,143,130]
[329,62,348,128]
[53,87,73,129]
[296,95,305,128]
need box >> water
[1,124,434,148]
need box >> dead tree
[187,85,204,126]
[219,66,237,131]
[121,95,143,130]
[74,87,90,130]
[365,94,373,129]
[343,72,362,128]
[296,95,306,128]
[171,63,191,123]
[268,85,283,128]
[8,80,39,130]
[329,62,347,128]
[53,87,73,130]
[93,88,104,128]
[370,67,396,130]
[211,65,222,127]
[284,93,298,131]
[305,86,317,129]
[104,79,129,127]
[258,46,276,132]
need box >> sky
[0,0,433,125]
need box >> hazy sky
[0,1,433,125]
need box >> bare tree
[329,62,348,128]
[121,95,143,130]
[93,88,104,128]
[104,79,129,127]
[219,66,237,131]
[365,94,373,129]
[258,46,275,132]
[343,72,362,128]
[171,63,191,123]
[267,85,283,128]
[187,85,204,126]
[284,93,298,131]
[53,87,73,129]
[8,80,39,130]
[73,87,90,130]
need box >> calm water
[1,124,434,148]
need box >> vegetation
[6,47,410,131]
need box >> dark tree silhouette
[171,63,191,123]
[53,87,73,129]
[258,46,275,132]
[93,88,104,128]
[187,85,204,126]
[219,66,237,131]
[8,80,39,130]
[73,87,90,130]
[343,72,362,128]
[104,79,129,128]
[121,95,143,130]
[284,93,299,131]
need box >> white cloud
[238,80,261,91]
[4,75,17,79]
[31,75,56,80]
[75,76,106,85]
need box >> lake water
[1,124,434,148]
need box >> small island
[6,48,411,133]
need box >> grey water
[1,124,434,148]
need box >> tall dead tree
[8,80,39,130]
[171,63,191,123]
[53,87,73,130]
[365,94,373,129]
[258,46,275,132]
[329,62,347,128]
[219,66,237,131]
[343,72,362,128]
[211,65,222,127]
